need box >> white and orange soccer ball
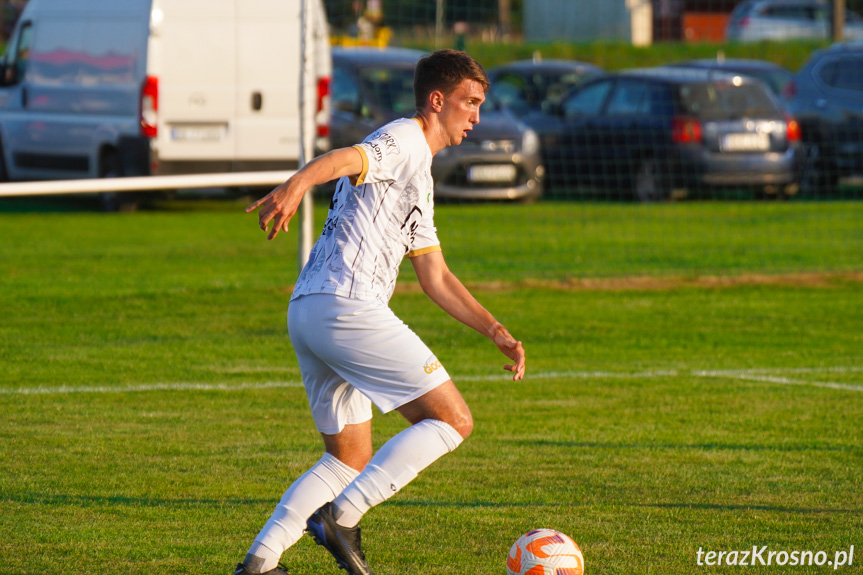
[506,528,585,575]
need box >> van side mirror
[0,60,20,87]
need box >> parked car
[726,0,863,42]
[666,58,794,98]
[331,47,544,202]
[536,67,802,201]
[487,58,603,118]
[786,41,863,193]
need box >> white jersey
[292,118,441,303]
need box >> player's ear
[429,90,445,113]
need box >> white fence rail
[0,171,295,197]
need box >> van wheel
[633,158,667,202]
[0,138,8,182]
[98,151,138,212]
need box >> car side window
[820,57,863,92]
[606,80,647,116]
[640,84,673,116]
[562,80,612,119]
[765,5,809,20]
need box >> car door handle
[816,98,827,109]
[251,91,263,111]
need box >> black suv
[786,42,863,194]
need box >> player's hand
[489,323,526,381]
[245,179,303,240]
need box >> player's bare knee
[451,410,473,439]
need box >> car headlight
[480,139,515,153]
[522,129,540,156]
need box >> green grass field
[1,199,862,574]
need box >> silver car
[330,47,544,202]
[726,0,863,42]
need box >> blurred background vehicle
[786,41,863,194]
[726,0,863,42]
[331,46,544,202]
[537,67,802,201]
[0,0,331,211]
[666,57,794,98]
[487,57,603,118]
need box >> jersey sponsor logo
[366,129,400,163]
[423,356,443,374]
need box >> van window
[4,20,32,85]
[29,20,138,86]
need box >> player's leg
[236,295,374,575]
[236,422,372,575]
[326,380,470,529]
[306,382,467,575]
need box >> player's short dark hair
[414,49,489,111]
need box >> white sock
[245,453,359,572]
[332,419,464,528]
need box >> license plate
[170,124,227,142]
[721,133,770,152]
[467,164,518,183]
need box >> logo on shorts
[423,356,443,374]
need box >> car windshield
[358,66,416,115]
[492,70,589,114]
[750,69,793,96]
[678,82,780,120]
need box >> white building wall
[524,0,652,45]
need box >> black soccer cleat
[232,562,289,575]
[306,502,373,575]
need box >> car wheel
[633,158,667,202]
[98,150,138,212]
[799,141,838,197]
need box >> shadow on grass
[511,440,859,453]
[0,493,273,508]
[638,502,858,514]
[3,493,857,516]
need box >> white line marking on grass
[458,369,679,382]
[693,370,863,392]
[3,367,860,396]
[0,381,305,395]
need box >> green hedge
[405,38,832,72]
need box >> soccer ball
[506,528,584,575]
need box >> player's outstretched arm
[245,147,364,240]
[411,251,526,381]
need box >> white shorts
[287,293,451,434]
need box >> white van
[0,0,331,202]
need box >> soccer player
[235,49,526,575]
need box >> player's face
[440,79,485,147]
